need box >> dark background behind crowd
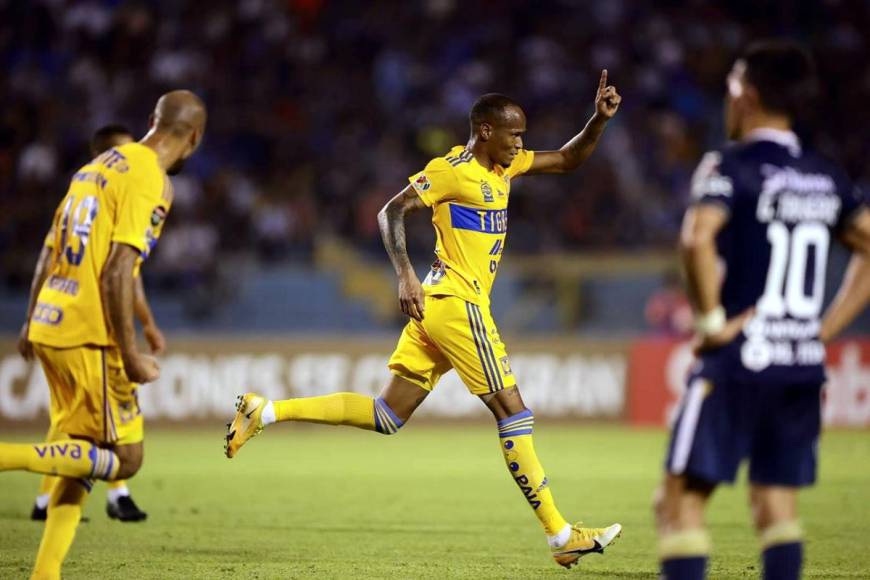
[1,0,867,301]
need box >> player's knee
[749,486,797,531]
[112,444,143,480]
[655,474,711,532]
[114,456,141,480]
[373,397,405,435]
[481,386,526,420]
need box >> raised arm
[820,208,870,342]
[101,242,160,383]
[134,273,166,355]
[527,69,622,175]
[680,203,754,352]
[17,243,55,360]
[377,184,427,321]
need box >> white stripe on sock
[107,486,130,503]
[261,401,276,425]
[547,523,572,548]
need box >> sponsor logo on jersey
[46,275,79,296]
[32,303,64,326]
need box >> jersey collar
[743,128,801,157]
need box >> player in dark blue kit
[654,40,870,580]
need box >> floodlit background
[0,3,869,576]
[1,0,868,335]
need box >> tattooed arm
[377,185,428,320]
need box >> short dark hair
[469,93,521,128]
[742,40,818,119]
[90,124,133,156]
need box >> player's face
[488,106,526,167]
[725,60,748,140]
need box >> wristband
[695,306,726,336]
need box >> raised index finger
[599,69,608,91]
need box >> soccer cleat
[31,503,47,521]
[224,393,267,458]
[551,522,622,569]
[106,496,148,522]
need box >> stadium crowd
[1,0,868,294]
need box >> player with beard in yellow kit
[0,91,206,580]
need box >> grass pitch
[0,425,868,579]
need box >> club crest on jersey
[413,174,431,192]
[481,181,494,202]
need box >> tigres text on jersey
[408,145,534,305]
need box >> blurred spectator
[1,0,867,305]
[645,270,693,337]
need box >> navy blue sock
[763,542,802,580]
[661,556,707,580]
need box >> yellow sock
[37,475,57,498]
[0,441,119,480]
[31,477,90,580]
[272,394,404,434]
[107,479,127,491]
[498,409,568,536]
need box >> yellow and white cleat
[551,522,622,569]
[224,393,268,458]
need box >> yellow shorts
[33,344,144,446]
[388,295,515,396]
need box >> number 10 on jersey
[758,221,829,319]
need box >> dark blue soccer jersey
[690,129,865,384]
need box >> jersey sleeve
[408,157,459,207]
[505,149,535,178]
[690,151,736,212]
[111,168,166,256]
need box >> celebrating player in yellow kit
[0,91,206,580]
[226,71,621,568]
[18,125,164,524]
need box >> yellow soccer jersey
[29,143,172,348]
[408,145,534,305]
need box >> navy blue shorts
[664,353,822,487]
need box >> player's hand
[143,323,167,355]
[398,271,425,321]
[124,352,161,384]
[17,322,34,361]
[595,69,621,119]
[693,307,755,355]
